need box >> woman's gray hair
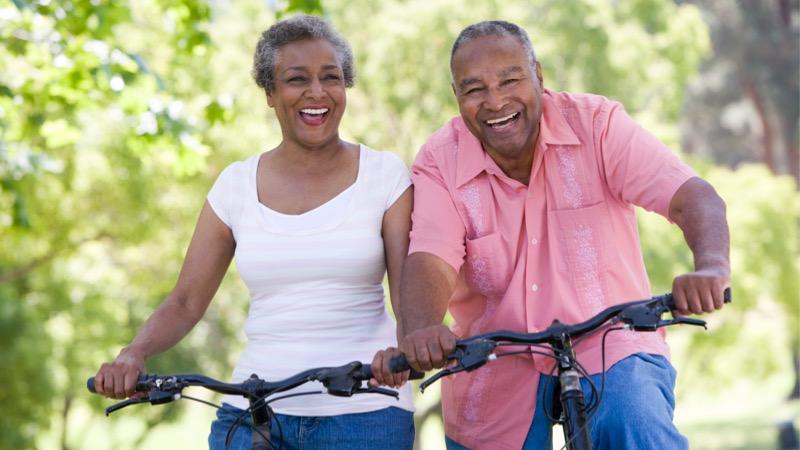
[450,20,537,71]
[252,15,354,92]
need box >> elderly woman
[93,15,414,449]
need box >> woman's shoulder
[214,153,259,180]
[358,144,408,173]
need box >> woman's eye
[502,78,519,86]
[287,76,306,83]
[465,87,483,95]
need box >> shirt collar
[454,89,581,188]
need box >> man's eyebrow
[499,66,525,77]
[458,77,482,91]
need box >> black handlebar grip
[387,354,425,380]
[663,287,733,311]
[87,374,153,394]
[388,354,411,372]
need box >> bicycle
[87,360,423,450]
[390,289,732,450]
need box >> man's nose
[484,87,507,111]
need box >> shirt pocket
[549,201,614,313]
[463,232,512,297]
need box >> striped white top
[207,145,414,415]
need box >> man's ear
[266,90,274,108]
[534,61,543,87]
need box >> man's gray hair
[252,14,354,92]
[450,20,537,71]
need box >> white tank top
[206,145,414,415]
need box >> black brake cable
[179,394,223,410]
[264,391,324,406]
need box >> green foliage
[0,0,238,448]
[0,1,795,449]
[641,163,799,392]
[0,285,53,448]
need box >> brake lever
[418,339,498,393]
[657,316,707,329]
[354,386,400,399]
[104,396,151,416]
[419,367,462,393]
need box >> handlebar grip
[86,374,154,394]
[358,355,425,380]
[388,355,425,380]
[389,354,410,372]
[662,287,732,310]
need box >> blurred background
[0,0,797,449]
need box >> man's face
[451,35,544,164]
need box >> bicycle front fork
[559,369,592,450]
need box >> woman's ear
[266,90,274,108]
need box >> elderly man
[397,20,729,450]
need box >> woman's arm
[381,187,413,332]
[94,201,235,399]
[371,187,412,387]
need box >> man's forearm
[397,252,457,337]
[669,177,730,272]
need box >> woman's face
[267,38,347,150]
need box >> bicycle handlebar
[389,289,732,382]
[88,360,424,416]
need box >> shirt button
[531,283,539,292]
[530,238,538,245]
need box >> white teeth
[301,108,328,115]
[486,112,518,125]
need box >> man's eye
[464,87,483,95]
[502,78,519,86]
[324,74,342,80]
[288,76,306,83]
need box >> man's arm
[668,177,730,315]
[397,252,459,371]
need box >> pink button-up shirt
[409,89,696,449]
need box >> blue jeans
[446,353,688,450]
[208,403,414,450]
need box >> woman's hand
[93,347,146,399]
[370,346,410,388]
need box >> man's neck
[485,140,537,185]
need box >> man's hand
[671,267,730,315]
[400,324,458,372]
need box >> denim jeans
[208,403,414,450]
[446,353,688,450]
